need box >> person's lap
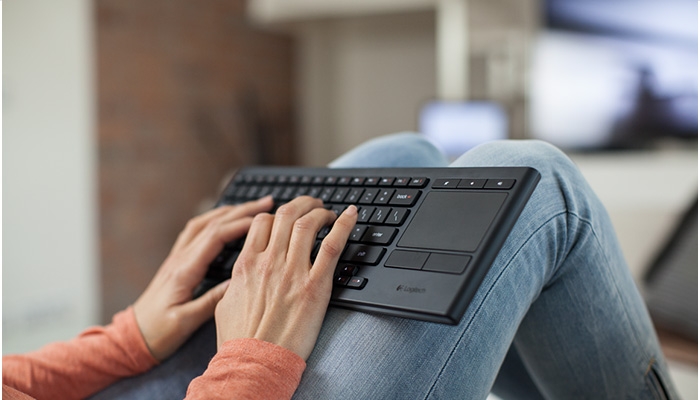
[91,133,676,399]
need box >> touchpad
[397,191,507,252]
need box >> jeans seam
[570,211,652,368]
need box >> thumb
[181,279,230,328]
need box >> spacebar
[341,244,385,265]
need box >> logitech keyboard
[194,166,540,324]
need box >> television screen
[530,0,697,149]
[420,101,508,159]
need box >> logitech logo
[396,285,426,294]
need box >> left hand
[133,196,273,361]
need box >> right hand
[214,196,357,360]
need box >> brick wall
[96,0,296,322]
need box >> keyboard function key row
[432,178,515,190]
[238,174,428,188]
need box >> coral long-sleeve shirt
[2,308,306,400]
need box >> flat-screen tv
[530,0,697,149]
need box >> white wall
[295,12,437,166]
[3,0,98,354]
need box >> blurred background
[4,0,697,397]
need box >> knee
[330,132,448,168]
[366,132,439,153]
[475,140,580,179]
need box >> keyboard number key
[371,207,391,224]
[385,208,408,225]
[357,206,375,223]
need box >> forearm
[185,338,306,400]
[2,307,157,400]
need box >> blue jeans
[92,133,677,399]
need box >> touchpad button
[397,191,507,252]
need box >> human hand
[133,196,274,361]
[214,196,357,360]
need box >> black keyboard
[194,166,540,324]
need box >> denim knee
[329,132,448,168]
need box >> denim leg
[92,135,677,399]
[89,320,216,400]
[293,139,678,399]
[88,132,447,400]
[328,132,449,168]
[451,140,677,399]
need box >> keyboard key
[357,206,374,223]
[385,250,429,270]
[324,176,338,185]
[346,276,367,289]
[294,186,309,198]
[379,177,395,186]
[458,179,486,189]
[422,253,471,274]
[370,207,391,224]
[394,177,411,186]
[329,205,346,216]
[359,188,379,204]
[360,226,397,245]
[432,178,459,189]
[485,179,515,190]
[385,208,408,225]
[331,187,349,203]
[319,187,335,202]
[312,176,325,185]
[344,188,364,203]
[341,244,385,265]
[307,186,322,198]
[349,225,367,242]
[364,177,380,186]
[280,186,296,201]
[373,189,395,204]
[257,186,271,197]
[334,275,350,286]
[339,265,360,276]
[246,186,260,198]
[389,189,420,206]
[350,177,365,185]
[337,177,352,185]
[408,177,428,187]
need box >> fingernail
[258,195,273,203]
[344,205,358,216]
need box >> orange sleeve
[2,307,158,400]
[185,338,306,400]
